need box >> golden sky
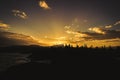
[0,0,120,47]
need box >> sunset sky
[0,0,120,47]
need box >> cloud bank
[63,19,120,47]
[0,31,44,47]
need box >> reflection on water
[0,53,31,71]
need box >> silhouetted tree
[83,44,87,48]
[76,44,79,48]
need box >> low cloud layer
[84,30,120,40]
[39,1,51,10]
[12,10,28,19]
[0,31,43,47]
[65,29,120,47]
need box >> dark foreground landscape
[0,45,120,79]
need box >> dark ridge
[0,45,120,79]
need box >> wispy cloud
[12,10,28,19]
[39,1,51,10]
[114,21,120,25]
[65,26,89,38]
[64,26,71,29]
[105,25,112,29]
[0,21,10,30]
[0,22,9,28]
[103,20,120,29]
[88,27,106,34]
[99,20,120,29]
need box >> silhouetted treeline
[0,45,120,54]
[0,45,120,62]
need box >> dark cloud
[105,30,120,39]
[83,29,120,40]
[0,31,44,47]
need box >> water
[0,53,31,71]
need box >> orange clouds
[66,30,88,38]
[88,27,106,34]
[0,22,9,28]
[0,21,10,31]
[39,1,51,10]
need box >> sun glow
[52,41,66,45]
